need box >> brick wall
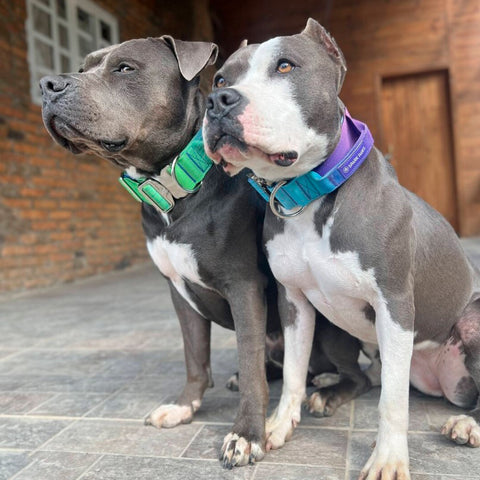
[0,0,210,293]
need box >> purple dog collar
[248,109,374,215]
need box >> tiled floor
[1,240,480,479]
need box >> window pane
[77,8,94,35]
[100,21,111,43]
[33,4,52,37]
[56,0,66,19]
[60,55,70,72]
[34,39,54,68]
[78,36,95,58]
[58,23,68,48]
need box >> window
[26,0,119,104]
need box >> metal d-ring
[268,181,305,219]
[171,156,200,194]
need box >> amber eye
[277,60,295,74]
[215,76,226,88]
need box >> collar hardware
[118,129,212,213]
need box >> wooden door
[381,71,458,230]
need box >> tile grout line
[178,423,205,458]
[24,392,62,416]
[344,400,355,480]
[74,454,106,480]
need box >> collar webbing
[118,129,212,213]
[248,110,374,213]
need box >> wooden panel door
[381,71,458,230]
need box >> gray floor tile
[0,451,32,480]
[10,451,100,480]
[43,419,202,457]
[80,455,255,480]
[0,418,71,449]
[86,392,166,419]
[28,393,109,417]
[0,392,54,414]
[256,464,345,480]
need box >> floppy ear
[301,18,347,91]
[161,36,218,81]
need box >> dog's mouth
[210,133,298,172]
[46,115,127,156]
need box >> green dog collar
[118,129,212,213]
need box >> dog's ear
[239,39,248,48]
[301,18,347,91]
[161,36,218,81]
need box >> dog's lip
[47,116,84,154]
[268,151,298,167]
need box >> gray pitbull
[39,34,373,469]
[203,18,480,480]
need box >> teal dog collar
[118,129,212,213]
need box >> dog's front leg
[221,280,268,468]
[266,284,316,450]
[360,296,414,480]
[146,282,212,428]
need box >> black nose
[206,89,241,119]
[39,75,71,100]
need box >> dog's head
[41,37,217,173]
[203,18,346,181]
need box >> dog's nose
[206,89,241,119]
[39,75,71,100]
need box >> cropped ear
[239,39,248,48]
[161,36,218,81]
[301,18,347,91]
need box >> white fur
[147,236,207,316]
[266,204,378,344]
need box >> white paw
[442,414,480,447]
[307,391,328,416]
[144,403,195,429]
[265,406,300,450]
[359,437,410,480]
[311,372,340,389]
[221,432,264,469]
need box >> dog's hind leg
[145,282,212,429]
[441,298,480,447]
[307,318,372,417]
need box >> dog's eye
[78,68,84,73]
[214,76,226,88]
[277,60,295,74]
[115,64,135,73]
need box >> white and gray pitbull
[203,18,480,480]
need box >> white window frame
[25,0,119,105]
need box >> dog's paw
[359,438,410,480]
[265,406,300,450]
[311,372,340,389]
[306,390,338,417]
[441,414,480,447]
[220,432,264,469]
[226,373,239,392]
[144,403,195,429]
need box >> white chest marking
[147,236,207,316]
[266,203,380,344]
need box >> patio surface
[2,239,480,480]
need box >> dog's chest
[147,236,207,315]
[266,205,379,343]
